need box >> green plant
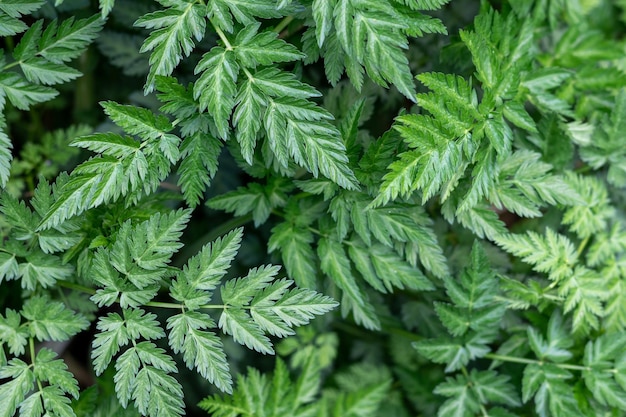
[1,0,626,416]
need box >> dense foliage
[1,0,626,416]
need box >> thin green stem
[485,353,540,366]
[2,61,20,71]
[386,327,422,342]
[209,18,258,82]
[485,353,592,372]
[29,337,36,362]
[577,236,590,257]
[57,280,96,295]
[57,279,228,311]
[145,301,183,309]
[144,301,226,310]
[212,23,233,50]
[273,15,294,34]
[29,338,45,391]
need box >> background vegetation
[1,0,626,416]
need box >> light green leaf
[21,296,89,342]
[19,57,81,85]
[268,222,318,289]
[167,312,232,392]
[0,309,28,355]
[219,308,273,354]
[0,0,45,17]
[495,229,578,282]
[101,101,174,141]
[38,15,104,63]
[234,23,304,67]
[33,348,79,398]
[0,359,34,417]
[17,253,73,290]
[136,2,206,91]
[0,72,58,110]
[194,47,239,139]
[177,131,221,207]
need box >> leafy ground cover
[1,0,626,416]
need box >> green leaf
[41,385,74,417]
[19,57,81,85]
[167,312,232,393]
[583,333,626,410]
[234,23,304,67]
[318,237,379,329]
[17,253,73,290]
[268,222,318,289]
[208,184,271,226]
[414,334,491,372]
[91,312,129,375]
[0,72,57,110]
[562,174,613,240]
[251,280,337,332]
[170,228,242,309]
[99,0,114,17]
[0,0,45,17]
[177,131,221,207]
[207,0,284,33]
[199,358,317,417]
[527,311,573,363]
[127,209,190,272]
[232,77,264,164]
[12,19,42,61]
[363,204,448,278]
[38,15,104,63]
[0,359,35,417]
[333,377,391,417]
[522,364,583,417]
[33,348,79,399]
[97,31,149,76]
[559,267,607,333]
[0,117,11,187]
[194,47,238,139]
[495,229,578,282]
[312,0,335,46]
[220,265,337,353]
[114,348,140,408]
[91,309,164,376]
[132,363,185,417]
[38,124,172,229]
[101,101,175,142]
[263,95,359,190]
[0,253,19,283]
[21,296,89,342]
[0,191,36,240]
[0,13,27,37]
[219,307,273,354]
[348,239,433,293]
[0,309,28,355]
[577,88,626,187]
[136,1,206,92]
[373,114,464,206]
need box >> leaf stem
[576,235,590,257]
[57,280,96,295]
[57,279,227,310]
[2,61,20,71]
[273,16,294,34]
[212,23,233,50]
[29,337,45,391]
[485,353,591,371]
